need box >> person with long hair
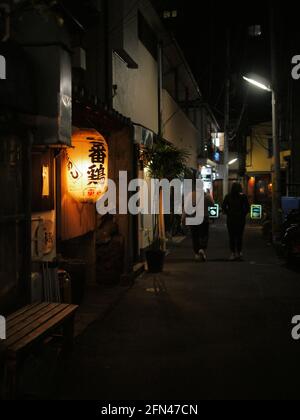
[222,182,250,261]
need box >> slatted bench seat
[3,302,78,399]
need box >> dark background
[151,0,286,127]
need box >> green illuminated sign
[251,204,262,220]
[209,204,220,219]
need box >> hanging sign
[67,129,108,203]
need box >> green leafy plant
[143,138,190,181]
[143,138,190,250]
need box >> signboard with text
[209,204,220,219]
[251,204,263,220]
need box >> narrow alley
[2,0,300,403]
[52,221,300,400]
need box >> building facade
[245,122,290,207]
[0,0,218,311]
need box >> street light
[243,74,281,242]
[228,158,238,166]
[242,76,271,92]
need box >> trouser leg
[199,220,209,250]
[236,223,246,253]
[191,226,201,254]
[227,223,236,253]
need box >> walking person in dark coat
[183,187,214,262]
[222,182,250,261]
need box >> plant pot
[146,249,166,273]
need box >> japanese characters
[66,130,108,203]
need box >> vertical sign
[209,204,220,219]
[251,204,263,220]
[42,165,50,197]
[67,130,109,203]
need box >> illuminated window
[163,10,177,19]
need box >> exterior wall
[112,42,158,133]
[246,124,272,174]
[245,122,291,205]
[162,89,200,169]
[0,130,31,311]
[246,122,290,174]
[106,126,135,274]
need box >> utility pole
[270,2,282,241]
[223,29,230,198]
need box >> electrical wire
[253,132,271,152]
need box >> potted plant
[144,228,165,273]
[143,139,189,273]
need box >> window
[163,10,178,19]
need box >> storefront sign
[209,204,220,219]
[67,130,108,203]
[251,204,263,220]
[0,55,6,79]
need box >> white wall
[162,89,200,169]
[112,42,158,133]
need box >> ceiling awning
[72,100,132,135]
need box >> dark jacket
[222,193,250,223]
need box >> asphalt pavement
[51,220,300,400]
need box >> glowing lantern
[66,129,108,203]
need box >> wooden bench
[2,302,78,399]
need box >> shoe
[199,249,207,262]
[229,253,236,261]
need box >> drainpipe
[22,130,33,305]
[104,0,112,108]
[157,41,163,138]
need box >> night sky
[152,0,274,128]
